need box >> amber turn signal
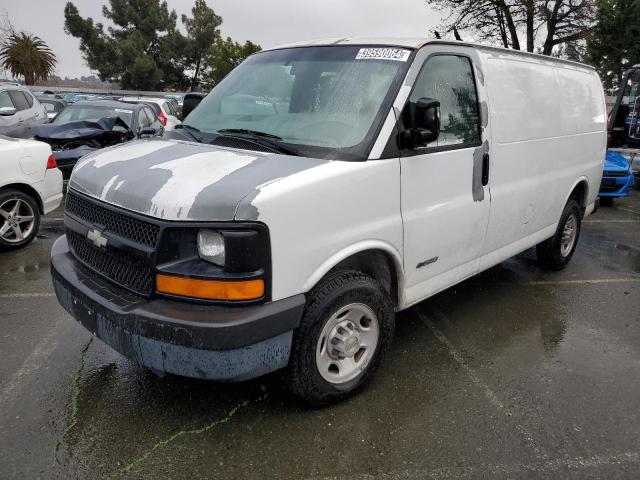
[156,274,264,301]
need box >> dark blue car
[599,150,635,205]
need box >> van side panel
[479,53,605,264]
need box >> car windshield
[52,105,133,128]
[184,46,412,160]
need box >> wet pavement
[1,193,639,479]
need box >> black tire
[285,270,394,406]
[599,196,614,207]
[536,198,581,271]
[0,189,41,251]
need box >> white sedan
[0,136,63,250]
[118,96,182,131]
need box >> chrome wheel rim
[560,214,578,257]
[0,198,35,244]
[316,303,379,384]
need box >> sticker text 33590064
[355,48,411,62]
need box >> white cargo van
[51,39,606,404]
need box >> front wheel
[0,189,41,251]
[536,198,581,271]
[285,271,394,405]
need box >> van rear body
[51,38,606,404]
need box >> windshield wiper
[217,128,282,140]
[215,129,300,156]
[175,124,204,143]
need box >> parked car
[0,135,63,250]
[36,96,68,122]
[0,83,47,138]
[51,39,606,404]
[32,100,163,181]
[180,92,205,120]
[118,96,181,130]
[599,150,635,205]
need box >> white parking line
[584,219,640,223]
[619,207,640,216]
[0,316,63,407]
[0,293,56,298]
[520,278,640,286]
[473,278,640,287]
[310,451,640,479]
[415,307,545,459]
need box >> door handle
[481,153,490,186]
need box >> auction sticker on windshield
[355,48,411,62]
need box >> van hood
[69,139,329,221]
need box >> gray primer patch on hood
[472,140,489,202]
[70,140,262,220]
[69,139,330,221]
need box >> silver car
[0,83,47,138]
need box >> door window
[0,91,12,108]
[137,108,152,129]
[8,90,30,111]
[408,55,481,149]
[145,107,163,130]
[22,91,34,108]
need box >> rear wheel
[0,189,40,251]
[536,198,581,271]
[286,271,394,405]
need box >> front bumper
[51,235,305,381]
[598,173,636,198]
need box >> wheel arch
[563,177,589,219]
[302,241,404,309]
[0,183,44,213]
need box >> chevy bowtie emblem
[87,228,108,248]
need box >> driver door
[398,47,492,306]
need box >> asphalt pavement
[1,193,639,479]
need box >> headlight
[197,230,225,266]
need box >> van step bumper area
[51,236,305,382]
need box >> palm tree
[0,32,57,85]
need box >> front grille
[603,170,628,178]
[66,191,160,248]
[67,229,154,296]
[600,178,619,192]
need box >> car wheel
[0,189,41,251]
[285,271,394,405]
[536,198,581,271]
[599,196,614,206]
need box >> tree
[428,0,597,55]
[64,0,188,90]
[0,31,57,84]
[587,0,640,92]
[201,37,261,88]
[182,0,222,91]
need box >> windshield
[53,105,133,128]
[185,46,412,160]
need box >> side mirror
[401,97,440,148]
[0,106,16,116]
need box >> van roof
[264,37,594,70]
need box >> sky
[0,0,443,79]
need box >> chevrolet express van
[51,38,606,404]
